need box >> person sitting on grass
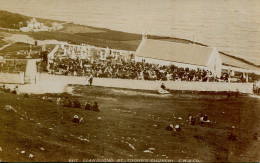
[174,125,181,132]
[11,86,19,94]
[72,99,81,108]
[161,83,166,90]
[228,132,238,141]
[63,97,72,107]
[72,115,80,123]
[85,102,92,110]
[91,101,100,112]
[4,86,11,93]
[200,114,210,123]
[165,124,174,131]
[189,115,196,125]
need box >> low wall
[0,72,24,84]
[39,74,253,93]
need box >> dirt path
[0,43,13,51]
[4,33,68,46]
[48,44,60,59]
[24,59,38,84]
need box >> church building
[135,33,222,77]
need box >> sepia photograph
[0,0,260,162]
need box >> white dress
[85,77,90,85]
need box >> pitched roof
[220,53,260,71]
[136,39,215,66]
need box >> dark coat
[72,100,81,108]
[72,118,79,123]
[165,126,173,131]
[91,103,99,112]
[85,103,92,110]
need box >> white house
[20,18,49,32]
[135,36,222,77]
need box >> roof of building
[136,39,216,66]
[220,54,260,71]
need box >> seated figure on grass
[63,97,72,107]
[85,102,92,110]
[11,86,19,94]
[165,124,174,131]
[189,115,196,125]
[200,114,210,124]
[72,99,81,108]
[72,115,84,124]
[91,101,99,112]
[158,83,170,94]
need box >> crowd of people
[48,57,229,82]
[0,85,19,94]
[56,96,100,112]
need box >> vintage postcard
[0,0,259,162]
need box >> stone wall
[39,74,253,93]
[0,72,24,84]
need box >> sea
[0,0,260,65]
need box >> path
[24,59,38,84]
[4,34,69,46]
[46,44,60,71]
[48,44,60,59]
[0,43,13,51]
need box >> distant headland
[0,10,259,69]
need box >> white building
[135,36,222,77]
[20,18,49,32]
[27,18,42,29]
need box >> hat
[74,115,79,119]
[170,124,174,128]
[175,125,180,129]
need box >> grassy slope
[0,10,63,29]
[0,42,56,59]
[0,86,259,162]
[0,11,29,29]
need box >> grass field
[0,42,56,59]
[0,85,259,162]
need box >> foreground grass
[0,86,259,162]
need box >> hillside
[0,10,259,69]
[0,86,260,162]
[0,10,64,30]
[0,10,29,29]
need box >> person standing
[89,74,93,86]
[85,75,89,86]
